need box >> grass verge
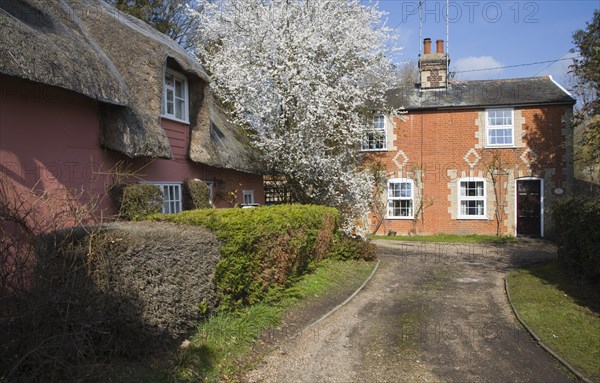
[506,260,600,382]
[174,259,375,382]
[370,233,514,244]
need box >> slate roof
[385,76,576,111]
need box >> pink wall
[162,118,188,161]
[0,75,264,230]
[139,117,265,208]
[1,75,116,226]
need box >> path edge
[504,275,594,383]
[305,259,380,330]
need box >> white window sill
[360,149,388,153]
[386,216,414,220]
[457,216,487,220]
[161,114,190,124]
[484,145,516,149]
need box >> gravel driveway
[244,239,576,383]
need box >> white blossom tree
[193,0,396,235]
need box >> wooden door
[516,179,542,237]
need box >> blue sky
[378,0,599,87]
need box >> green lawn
[507,260,600,382]
[370,233,514,244]
[174,259,376,382]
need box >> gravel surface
[244,239,576,383]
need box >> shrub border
[504,274,593,383]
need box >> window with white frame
[161,69,189,122]
[361,115,387,151]
[486,108,514,147]
[154,183,183,214]
[458,178,486,219]
[387,179,414,218]
[242,190,254,205]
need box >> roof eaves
[401,99,576,112]
[548,75,575,99]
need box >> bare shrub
[0,174,105,381]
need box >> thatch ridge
[0,0,130,105]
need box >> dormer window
[161,69,189,123]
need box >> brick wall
[365,105,573,236]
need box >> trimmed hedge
[109,183,163,220]
[182,179,211,210]
[328,234,377,262]
[2,222,221,381]
[150,205,341,311]
[552,197,600,281]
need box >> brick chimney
[423,38,432,54]
[419,38,450,90]
[436,39,444,54]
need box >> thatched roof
[0,0,130,105]
[0,0,261,173]
[189,95,261,172]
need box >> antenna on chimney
[419,0,423,56]
[446,0,449,87]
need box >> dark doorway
[516,179,542,237]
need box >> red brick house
[0,0,264,226]
[363,39,575,237]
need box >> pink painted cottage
[0,0,264,225]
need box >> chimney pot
[436,40,444,54]
[423,38,431,54]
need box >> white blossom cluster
[193,0,395,236]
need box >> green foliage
[182,179,211,210]
[328,234,377,261]
[552,197,600,281]
[150,205,341,311]
[371,233,515,244]
[572,11,600,101]
[110,183,163,220]
[507,261,600,381]
[572,11,600,178]
[175,259,375,381]
[177,303,281,381]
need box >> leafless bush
[0,174,105,381]
[0,174,99,295]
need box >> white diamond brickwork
[463,148,481,168]
[392,150,409,171]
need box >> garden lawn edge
[306,259,380,330]
[504,275,594,383]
